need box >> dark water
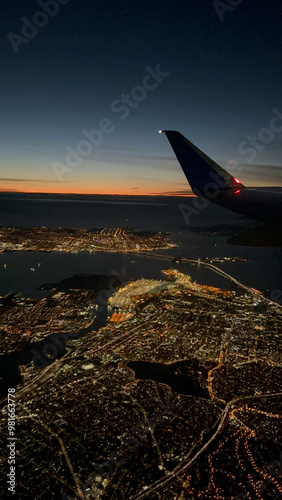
[0,193,282,296]
[0,193,282,397]
[127,360,210,398]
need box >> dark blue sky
[1,0,282,194]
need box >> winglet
[160,130,245,196]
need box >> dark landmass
[189,223,254,236]
[186,223,282,248]
[39,273,131,292]
[228,225,282,247]
[0,293,15,306]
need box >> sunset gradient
[1,1,282,195]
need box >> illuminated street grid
[0,290,96,355]
[0,270,281,499]
[0,227,176,253]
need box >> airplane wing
[160,130,282,226]
[159,130,244,195]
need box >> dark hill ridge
[39,273,131,292]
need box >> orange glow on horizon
[0,183,195,197]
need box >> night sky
[1,0,282,195]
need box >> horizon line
[0,190,195,197]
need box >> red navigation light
[233,178,241,184]
[235,189,241,194]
